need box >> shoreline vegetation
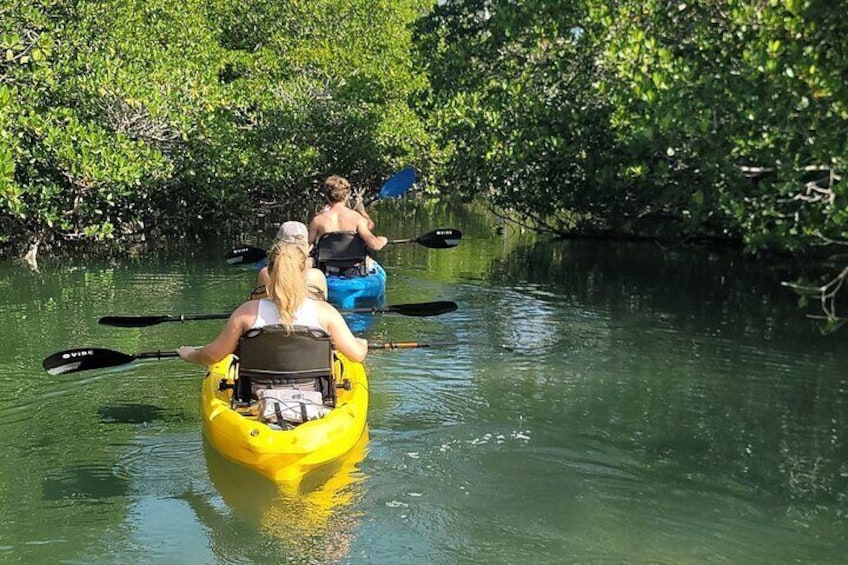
[2,1,846,326]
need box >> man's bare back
[309,175,389,265]
[309,203,387,251]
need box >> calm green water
[0,202,846,564]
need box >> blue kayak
[326,260,386,310]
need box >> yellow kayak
[200,352,368,482]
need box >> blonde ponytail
[266,240,308,333]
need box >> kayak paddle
[370,340,513,351]
[99,313,231,328]
[42,348,180,376]
[237,297,458,318]
[363,166,417,206]
[348,300,457,317]
[368,340,460,350]
[225,246,267,265]
[386,228,462,249]
[43,339,462,375]
[98,301,459,327]
[225,227,462,264]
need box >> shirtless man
[308,175,388,257]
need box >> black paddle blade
[417,229,462,249]
[225,246,267,265]
[42,348,135,376]
[390,301,458,317]
[98,313,230,327]
[99,315,174,328]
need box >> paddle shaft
[43,338,458,375]
[369,341,459,350]
[98,301,458,327]
[134,351,181,361]
[226,227,459,265]
[98,313,231,327]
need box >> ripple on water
[3,237,848,563]
[42,463,131,503]
[112,432,205,487]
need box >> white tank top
[251,298,323,330]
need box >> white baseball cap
[275,221,308,244]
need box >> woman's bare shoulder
[313,299,338,314]
[232,299,260,319]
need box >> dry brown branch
[783,264,848,322]
[99,96,180,144]
[792,177,836,206]
[23,238,39,272]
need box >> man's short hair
[324,175,351,203]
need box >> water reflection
[343,312,377,335]
[186,430,369,563]
[97,403,168,424]
[474,238,848,524]
[1,202,847,563]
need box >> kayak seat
[234,325,337,408]
[315,232,368,277]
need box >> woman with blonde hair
[254,221,328,300]
[178,238,368,366]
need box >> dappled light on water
[0,206,846,562]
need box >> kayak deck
[326,261,387,309]
[201,353,368,483]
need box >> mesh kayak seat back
[315,231,368,277]
[234,325,336,407]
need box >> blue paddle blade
[378,166,417,199]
